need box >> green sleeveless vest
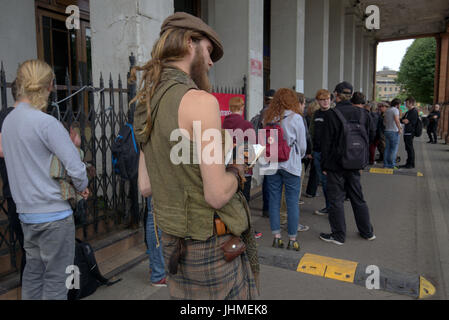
[134,67,249,241]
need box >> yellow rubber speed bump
[258,248,436,299]
[297,254,358,283]
[369,168,394,175]
[366,168,424,177]
[419,276,436,299]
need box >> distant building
[376,67,402,101]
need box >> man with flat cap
[319,81,376,245]
[131,12,259,300]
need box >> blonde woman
[2,60,89,300]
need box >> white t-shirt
[384,107,400,132]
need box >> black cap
[334,81,353,95]
[265,89,276,99]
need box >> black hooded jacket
[320,100,376,172]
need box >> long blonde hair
[129,28,205,137]
[16,60,54,111]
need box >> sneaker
[254,231,263,239]
[152,277,167,287]
[298,200,305,205]
[360,233,376,241]
[304,193,315,198]
[314,208,328,216]
[298,224,310,232]
[272,237,284,248]
[287,240,300,251]
[319,233,344,245]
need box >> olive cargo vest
[134,68,249,241]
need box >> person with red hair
[262,88,307,251]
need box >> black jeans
[242,176,252,203]
[305,160,319,196]
[427,123,438,143]
[326,170,374,242]
[6,198,26,282]
[404,134,415,167]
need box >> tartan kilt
[161,232,258,300]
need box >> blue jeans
[384,131,400,168]
[265,169,301,238]
[145,197,165,283]
[313,152,330,209]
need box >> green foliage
[397,38,436,104]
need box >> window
[174,0,201,17]
[35,1,91,113]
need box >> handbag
[138,151,151,197]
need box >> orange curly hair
[263,88,301,125]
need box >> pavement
[86,134,449,300]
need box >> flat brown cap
[160,12,224,62]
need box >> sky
[376,39,414,71]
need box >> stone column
[354,24,365,92]
[362,35,372,98]
[304,0,329,98]
[343,9,356,85]
[208,0,264,120]
[271,0,306,94]
[328,0,345,90]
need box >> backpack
[67,239,121,300]
[111,123,139,180]
[333,108,369,170]
[263,117,291,163]
[414,117,423,137]
[250,113,262,136]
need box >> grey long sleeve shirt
[2,102,88,214]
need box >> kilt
[161,232,258,300]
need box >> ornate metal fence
[0,55,140,273]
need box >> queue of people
[0,11,440,301]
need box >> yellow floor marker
[417,172,424,177]
[369,168,394,175]
[419,276,436,299]
[297,254,358,283]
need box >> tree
[397,38,436,104]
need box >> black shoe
[272,238,284,248]
[319,233,344,246]
[399,164,413,169]
[359,232,376,241]
[427,140,433,143]
[262,210,269,218]
[287,240,300,251]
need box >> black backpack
[67,239,121,300]
[111,123,139,180]
[333,108,369,170]
[414,117,423,137]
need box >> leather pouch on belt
[221,236,246,262]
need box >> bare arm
[179,90,238,209]
[138,150,152,197]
